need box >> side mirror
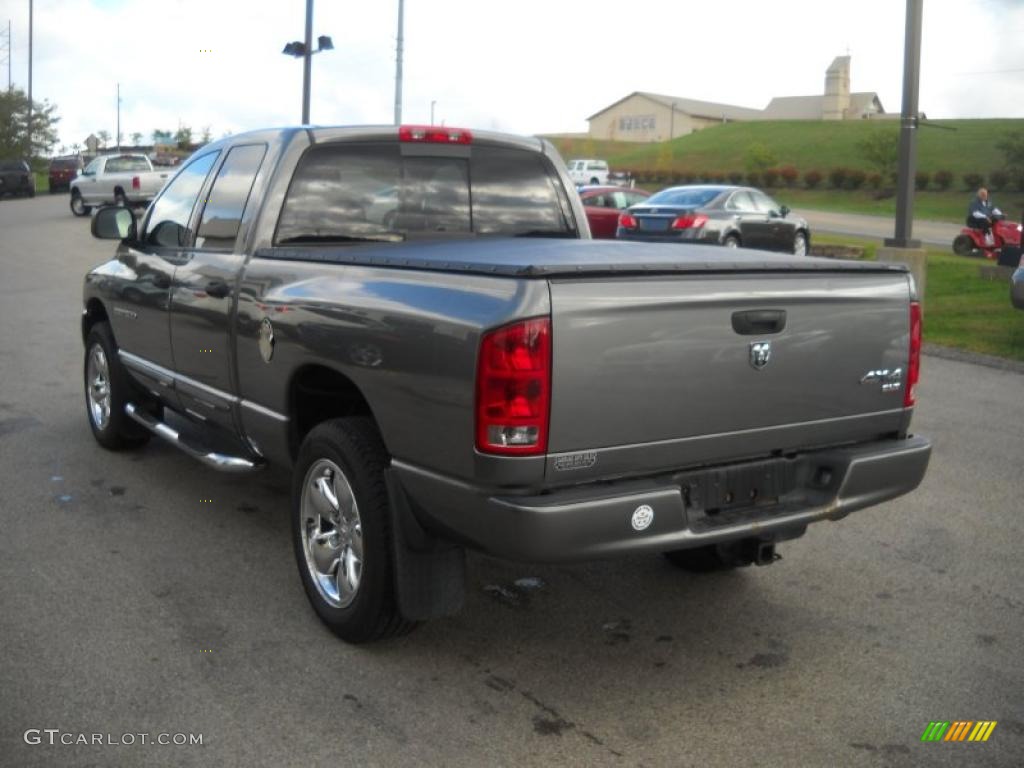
[779,205,790,218]
[92,206,137,241]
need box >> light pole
[669,101,677,140]
[430,100,436,126]
[281,0,333,124]
[116,83,121,152]
[885,0,924,249]
[394,0,404,124]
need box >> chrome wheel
[724,236,740,248]
[793,233,808,257]
[300,459,363,609]
[86,345,111,430]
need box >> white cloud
[1,0,1021,152]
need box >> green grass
[33,171,49,193]
[549,119,1023,176]
[811,233,1024,361]
[547,119,1024,225]
[771,188,1024,224]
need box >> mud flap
[385,468,466,621]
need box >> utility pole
[116,83,121,151]
[27,0,33,157]
[301,0,312,124]
[394,0,403,124]
[2,20,11,90]
[880,0,927,307]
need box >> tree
[744,143,777,173]
[97,130,111,148]
[857,130,899,184]
[130,132,143,146]
[200,125,212,144]
[152,129,172,145]
[174,124,193,150]
[0,87,61,162]
[997,131,1024,190]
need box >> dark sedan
[578,185,650,239]
[0,159,36,198]
[616,185,810,255]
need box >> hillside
[546,119,1023,177]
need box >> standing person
[967,187,997,246]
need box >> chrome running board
[125,403,264,473]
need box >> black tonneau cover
[255,238,908,278]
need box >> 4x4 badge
[750,341,771,370]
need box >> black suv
[0,159,36,198]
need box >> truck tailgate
[547,271,913,479]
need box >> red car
[578,185,650,238]
[48,156,84,193]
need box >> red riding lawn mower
[952,208,1022,260]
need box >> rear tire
[723,234,741,248]
[793,231,808,256]
[952,234,981,258]
[84,323,153,450]
[114,190,127,207]
[292,417,417,643]
[70,191,91,217]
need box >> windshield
[275,142,576,244]
[644,187,722,208]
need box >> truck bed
[255,238,909,278]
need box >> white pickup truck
[69,153,171,216]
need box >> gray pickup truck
[83,125,931,643]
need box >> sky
[2,0,1023,151]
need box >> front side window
[275,143,574,244]
[751,190,779,214]
[195,144,267,250]
[83,158,102,175]
[144,152,220,248]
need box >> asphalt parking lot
[1,194,1022,767]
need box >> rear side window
[195,144,267,250]
[646,187,721,208]
[275,143,574,243]
[105,156,150,173]
[587,162,607,171]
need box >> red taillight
[618,212,638,230]
[131,175,140,190]
[905,301,922,407]
[399,124,472,144]
[476,318,551,455]
[671,213,708,230]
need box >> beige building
[586,56,886,143]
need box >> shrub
[745,171,760,187]
[963,172,984,190]
[779,165,799,187]
[867,173,883,190]
[711,171,727,184]
[744,143,778,173]
[915,171,930,191]
[804,169,823,189]
[761,168,780,188]
[844,169,867,190]
[933,170,954,190]
[728,171,744,185]
[989,170,1009,191]
[828,167,848,189]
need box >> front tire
[723,234,741,248]
[292,417,416,643]
[70,191,91,217]
[84,323,152,450]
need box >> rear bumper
[393,435,932,562]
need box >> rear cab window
[275,142,577,244]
